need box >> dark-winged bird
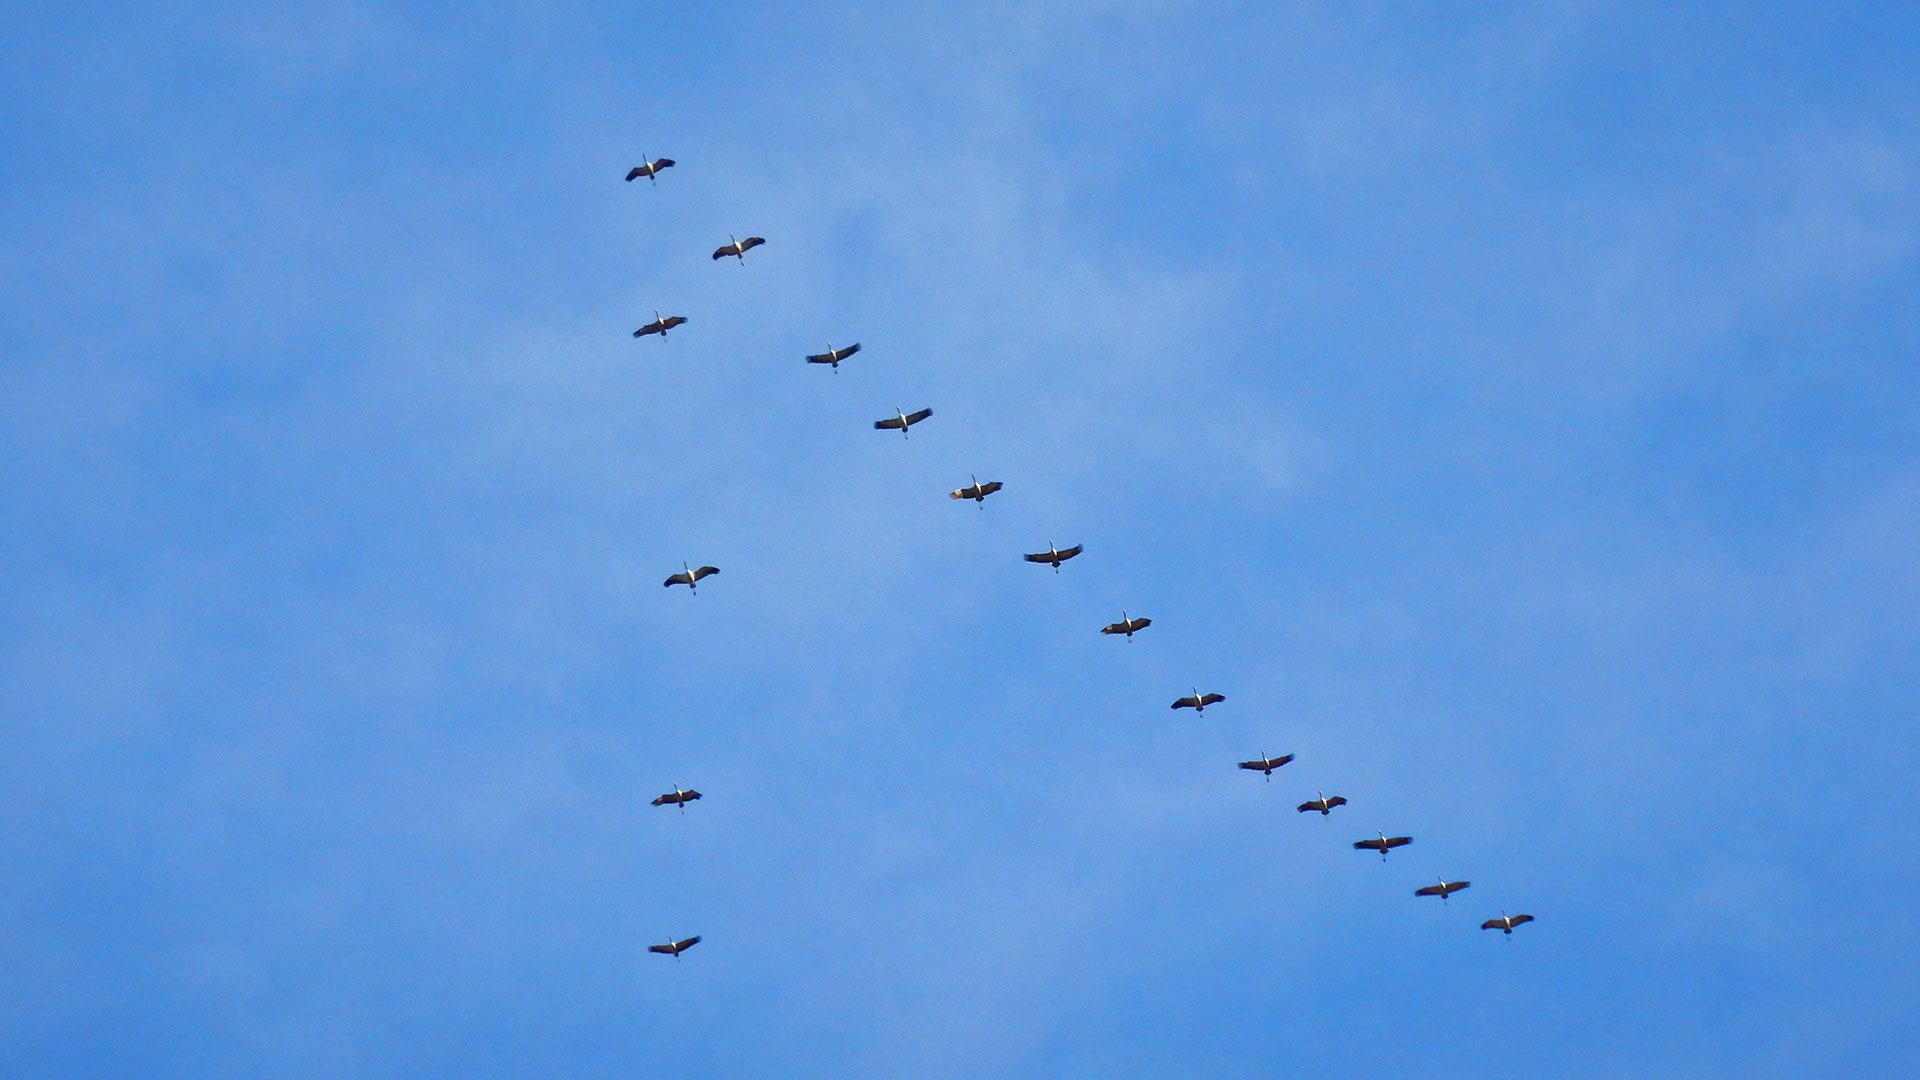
[1481,910,1535,935]
[1415,877,1471,903]
[806,342,861,371]
[713,233,766,262]
[664,563,720,593]
[634,311,688,339]
[1023,542,1083,572]
[1296,791,1348,816]
[650,935,702,958]
[1238,752,1294,779]
[1353,831,1413,860]
[949,475,1002,505]
[1101,611,1151,639]
[1171,687,1225,713]
[625,157,675,184]
[652,785,702,811]
[874,406,933,438]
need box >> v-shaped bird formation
[623,152,1536,965]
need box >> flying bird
[649,935,702,958]
[1170,687,1226,713]
[1023,542,1083,572]
[625,157,676,184]
[1481,909,1535,935]
[712,233,766,262]
[1296,791,1348,815]
[651,785,702,811]
[663,563,720,593]
[634,311,688,339]
[949,475,1002,505]
[1237,752,1294,779]
[806,342,861,371]
[874,406,933,438]
[1101,611,1151,639]
[1353,831,1413,860]
[1415,877,1472,903]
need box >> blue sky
[3,1,1917,1076]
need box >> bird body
[1022,542,1083,571]
[806,342,861,370]
[874,406,933,438]
[1353,831,1413,859]
[1481,910,1535,935]
[1415,877,1471,902]
[1101,612,1151,638]
[652,786,703,810]
[713,233,766,261]
[625,157,676,184]
[1297,791,1348,815]
[649,935,702,957]
[634,311,688,339]
[1171,687,1226,713]
[664,563,720,592]
[1237,752,1294,778]
[949,475,1003,504]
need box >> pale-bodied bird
[625,157,675,184]
[1171,687,1226,713]
[712,233,765,262]
[1023,542,1082,572]
[1296,791,1348,816]
[1101,611,1151,639]
[651,786,702,811]
[1415,877,1471,903]
[1353,831,1413,860]
[1481,909,1535,935]
[874,406,933,438]
[949,475,1002,505]
[649,935,702,958]
[806,342,861,371]
[1237,751,1294,779]
[664,563,720,593]
[634,311,687,339]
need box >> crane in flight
[1481,910,1535,936]
[949,475,1002,505]
[1415,877,1471,903]
[1353,831,1413,860]
[806,342,861,371]
[649,935,702,959]
[713,233,766,262]
[1101,612,1151,639]
[651,785,702,811]
[874,407,933,438]
[1171,687,1226,713]
[633,311,688,339]
[664,563,720,593]
[1296,791,1347,816]
[1237,751,1294,779]
[625,157,676,184]
[1023,542,1082,572]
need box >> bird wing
[1353,838,1386,851]
[711,245,733,260]
[663,572,693,587]
[1171,697,1198,710]
[1237,761,1265,771]
[1384,836,1413,848]
[692,566,719,581]
[1023,551,1055,563]
[1296,799,1324,813]
[1447,880,1471,893]
[675,935,702,950]
[1480,919,1505,931]
[649,943,676,953]
[1325,795,1347,807]
[1509,914,1533,926]
[1270,753,1294,767]
[1415,884,1445,897]
[1101,622,1125,634]
[653,158,675,171]
[633,324,659,337]
[1130,616,1150,629]
[977,480,1002,496]
[1055,544,1083,560]
[1199,693,1226,706]
[681,789,702,801]
[949,486,973,499]
[625,167,645,181]
[651,794,673,806]
[903,408,933,425]
[662,316,686,329]
[807,351,834,364]
[836,342,861,360]
[740,237,765,251]
[875,416,906,430]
